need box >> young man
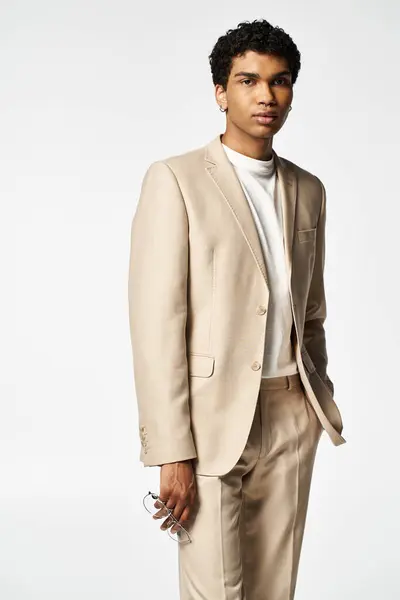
[128,18,345,600]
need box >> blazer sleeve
[302,177,335,397]
[128,160,197,466]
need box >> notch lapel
[204,134,297,289]
[274,150,297,285]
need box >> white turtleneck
[221,142,298,379]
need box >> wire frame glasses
[142,491,192,544]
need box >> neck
[221,128,273,161]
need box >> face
[216,50,293,140]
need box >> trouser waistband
[259,372,302,391]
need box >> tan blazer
[128,133,346,477]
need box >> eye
[241,79,254,86]
[274,78,290,85]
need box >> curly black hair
[208,18,301,90]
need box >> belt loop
[287,376,292,391]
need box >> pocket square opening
[297,228,317,243]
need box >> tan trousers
[178,373,323,600]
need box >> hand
[153,459,197,534]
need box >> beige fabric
[221,141,298,379]
[128,133,346,476]
[178,373,322,600]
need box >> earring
[288,106,292,111]
[219,105,226,112]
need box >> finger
[165,496,176,510]
[157,495,177,525]
[169,498,186,524]
[153,500,170,519]
[156,492,169,507]
[153,492,173,516]
[154,498,169,511]
[170,505,191,533]
[152,500,169,519]
[171,510,189,534]
[170,522,182,534]
[161,500,187,531]
[179,505,191,524]
[153,507,169,519]
[160,514,177,530]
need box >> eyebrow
[233,70,292,79]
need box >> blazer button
[252,361,261,371]
[256,305,267,315]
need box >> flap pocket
[301,346,316,373]
[188,353,215,378]
[298,227,317,243]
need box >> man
[128,18,345,600]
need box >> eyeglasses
[142,491,192,545]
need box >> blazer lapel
[204,134,297,289]
[274,149,297,285]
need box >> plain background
[4,0,400,598]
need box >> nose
[256,82,275,105]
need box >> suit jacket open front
[128,134,345,477]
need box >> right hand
[153,459,197,534]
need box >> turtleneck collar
[221,141,275,177]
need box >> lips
[254,113,278,117]
[253,114,278,125]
